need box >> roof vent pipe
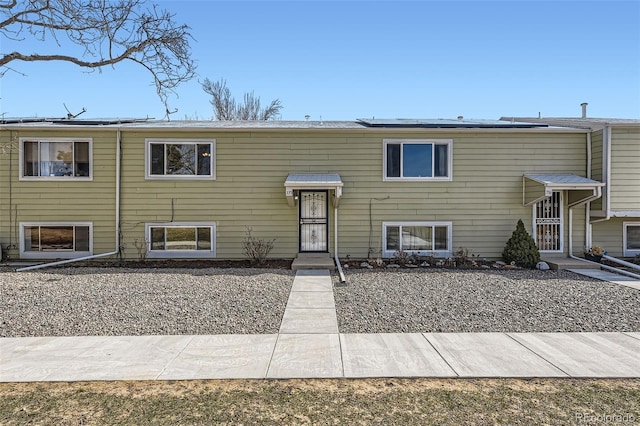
[581,102,588,118]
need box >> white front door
[533,191,563,252]
[299,191,328,252]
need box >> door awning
[523,174,605,206]
[285,173,343,207]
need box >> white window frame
[19,137,93,181]
[145,138,216,180]
[145,222,217,258]
[19,222,93,259]
[623,222,640,257]
[383,139,453,181]
[382,221,453,258]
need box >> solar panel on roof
[356,118,548,128]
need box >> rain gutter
[585,132,592,246]
[568,185,640,280]
[568,252,640,280]
[334,206,346,283]
[567,186,602,257]
[590,125,612,224]
[566,127,640,279]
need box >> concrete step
[291,253,336,271]
[543,256,602,271]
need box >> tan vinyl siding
[591,218,626,258]
[610,128,640,212]
[116,130,587,260]
[0,129,118,259]
[0,130,14,255]
[1,126,591,261]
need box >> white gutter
[569,199,640,280]
[334,206,346,283]
[566,127,640,280]
[591,125,612,224]
[568,187,602,257]
[18,128,122,272]
[585,132,592,247]
[568,252,640,280]
[567,170,640,280]
[602,254,640,273]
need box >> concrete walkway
[568,268,640,291]
[1,270,639,382]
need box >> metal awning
[523,174,605,206]
[284,173,343,207]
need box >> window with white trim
[623,222,640,256]
[382,222,452,257]
[20,138,92,179]
[145,223,216,258]
[146,139,215,179]
[20,222,92,259]
[384,139,452,181]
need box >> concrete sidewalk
[1,270,639,382]
[568,268,640,291]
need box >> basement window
[20,223,92,259]
[145,223,216,258]
[382,222,452,257]
[624,222,640,256]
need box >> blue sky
[1,0,639,120]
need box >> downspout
[567,187,601,257]
[585,132,592,248]
[569,249,640,280]
[334,206,346,283]
[568,187,640,279]
[18,128,122,272]
[591,125,612,224]
[562,127,640,279]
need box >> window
[146,139,215,179]
[384,139,452,181]
[623,222,640,256]
[20,138,91,179]
[382,222,452,257]
[20,223,92,259]
[145,223,216,258]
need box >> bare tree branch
[202,78,282,121]
[0,64,26,77]
[0,0,196,109]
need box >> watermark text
[575,412,636,424]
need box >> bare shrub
[242,227,275,265]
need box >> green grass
[1,378,639,425]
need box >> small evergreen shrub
[502,219,541,268]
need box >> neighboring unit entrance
[533,191,563,252]
[299,191,328,252]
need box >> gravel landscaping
[334,269,640,333]
[2,267,639,337]
[0,268,293,337]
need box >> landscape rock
[333,269,640,333]
[536,261,550,271]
